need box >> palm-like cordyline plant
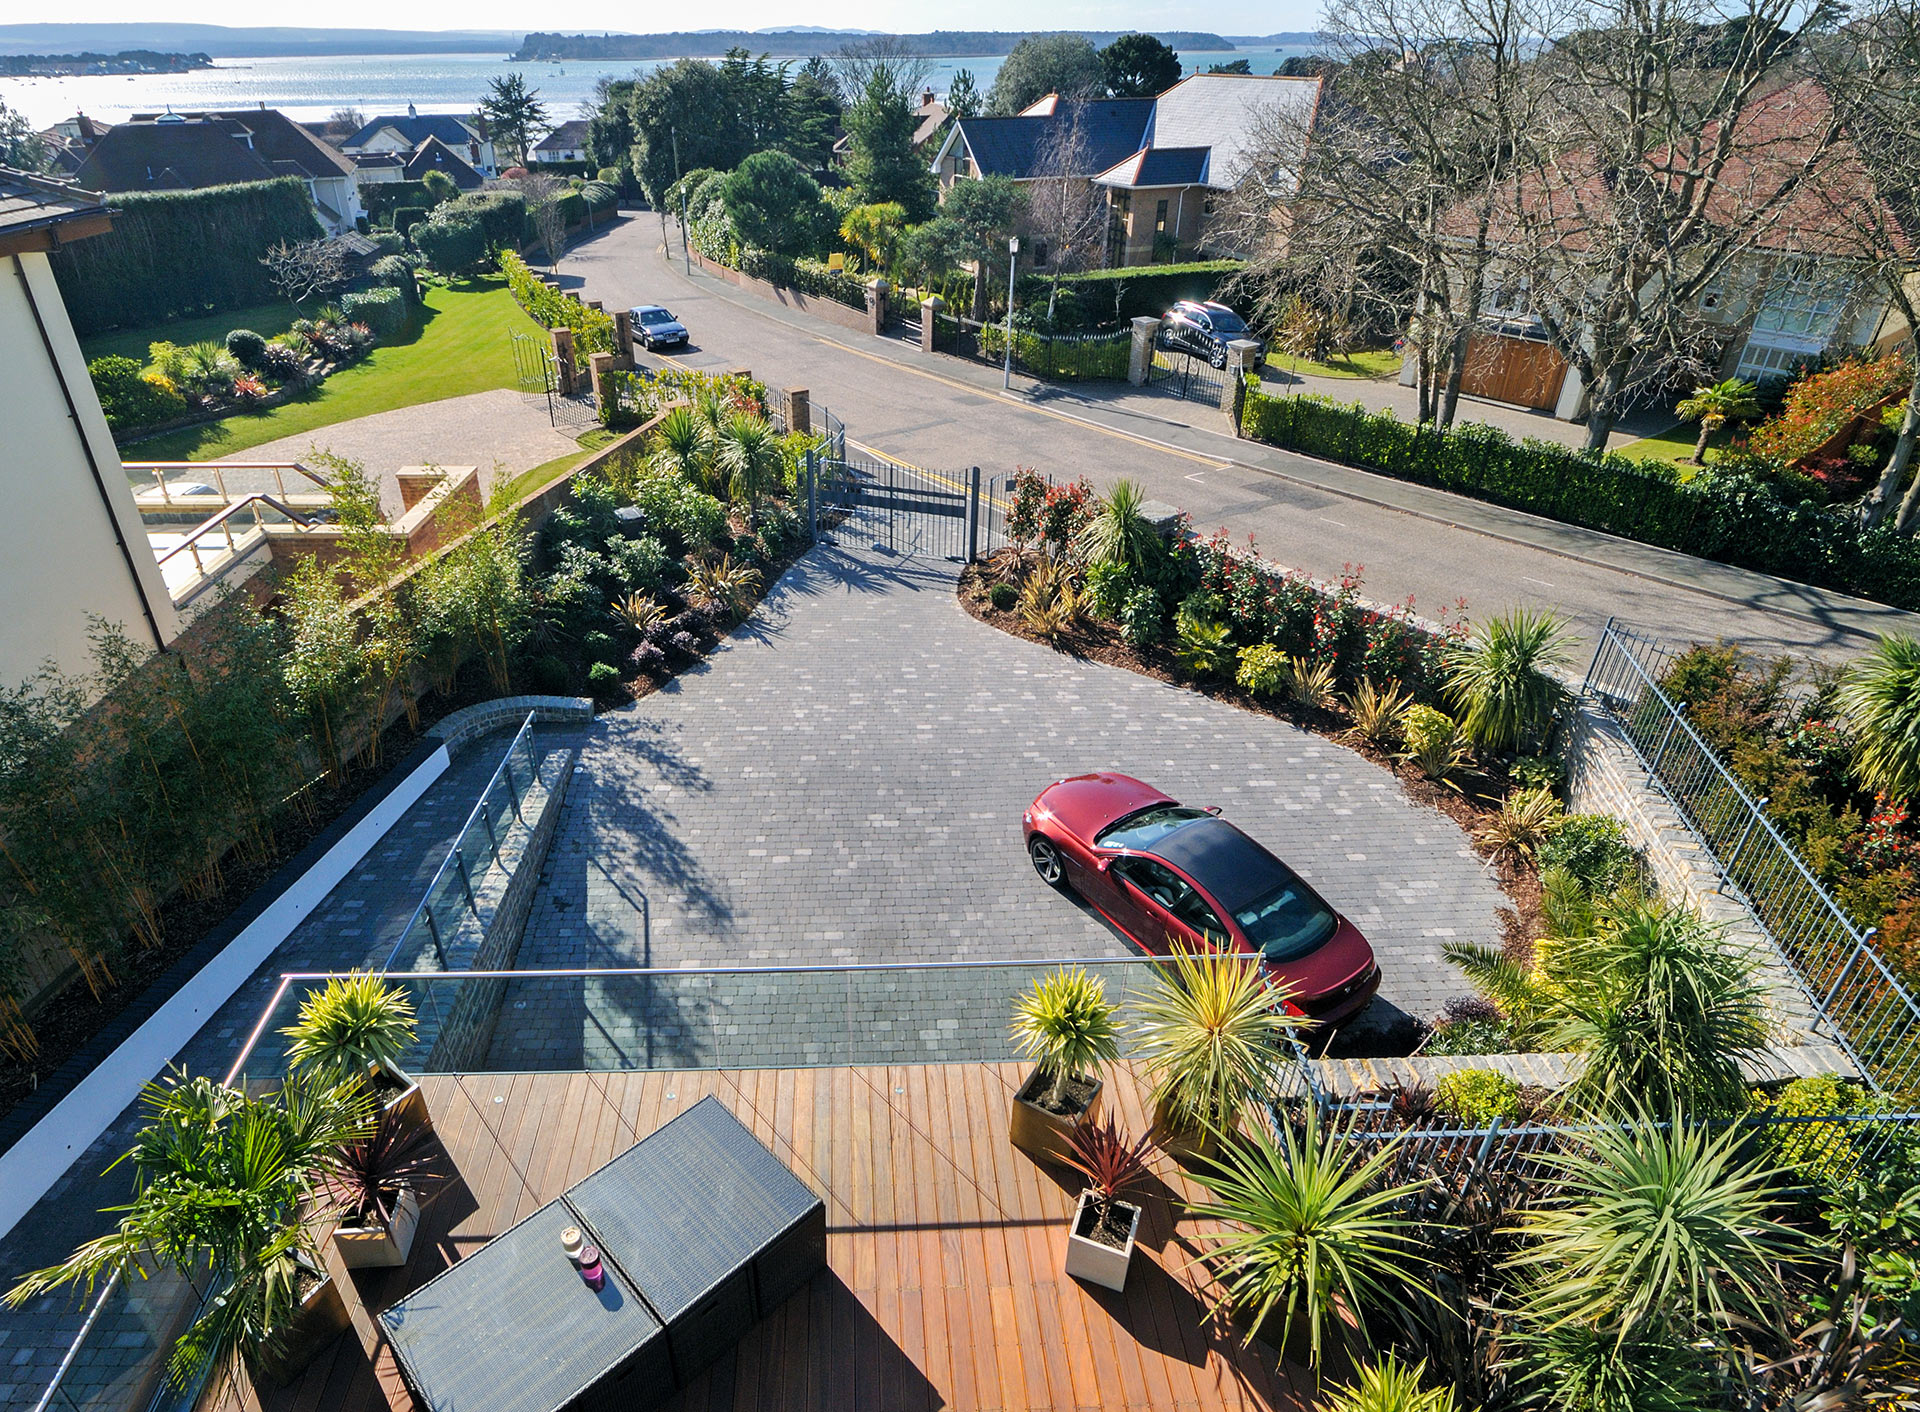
[1010,966,1120,1110]
[1674,377,1760,465]
[648,405,716,494]
[1073,478,1158,572]
[1444,609,1571,754]
[1131,946,1295,1140]
[5,1072,372,1388]
[280,972,415,1091]
[1507,1111,1807,1345]
[1838,634,1920,802]
[1188,1108,1431,1361]
[715,412,783,528]
[1546,898,1769,1119]
[1319,1354,1457,1412]
[1060,1117,1154,1229]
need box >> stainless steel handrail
[125,460,331,505]
[154,494,317,571]
[378,712,540,975]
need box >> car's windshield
[1233,868,1337,961]
[639,309,676,324]
[1208,310,1248,335]
[1096,804,1208,850]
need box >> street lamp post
[1003,235,1019,391]
[671,125,689,276]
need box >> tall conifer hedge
[50,177,322,334]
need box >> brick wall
[687,249,877,336]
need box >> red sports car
[1024,772,1381,1030]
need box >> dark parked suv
[1156,301,1266,370]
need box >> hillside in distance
[514,29,1236,60]
[0,23,521,57]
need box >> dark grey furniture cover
[378,1200,671,1412]
[563,1095,827,1381]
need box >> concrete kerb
[653,238,1919,644]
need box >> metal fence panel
[1581,621,1920,1093]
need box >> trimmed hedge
[49,177,322,334]
[367,254,419,305]
[441,189,528,253]
[498,249,615,353]
[1240,387,1920,611]
[1019,259,1247,325]
[363,180,433,225]
[394,206,429,239]
[732,247,868,309]
[339,287,409,339]
[411,213,488,276]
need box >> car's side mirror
[1095,857,1112,873]
[1204,805,1222,817]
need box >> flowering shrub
[229,374,268,403]
[1005,469,1095,552]
[1749,353,1910,468]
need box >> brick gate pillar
[587,351,615,414]
[612,309,634,369]
[866,278,889,336]
[781,387,811,436]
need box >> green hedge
[367,254,419,305]
[498,249,615,353]
[731,247,868,309]
[363,180,433,225]
[50,178,321,334]
[552,190,587,228]
[339,287,409,339]
[394,206,429,239]
[1240,387,1920,611]
[442,189,528,253]
[1019,259,1246,325]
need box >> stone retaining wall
[427,696,593,751]
[1559,699,1821,1044]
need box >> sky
[16,3,1326,36]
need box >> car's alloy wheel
[1028,837,1067,889]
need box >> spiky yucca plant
[281,973,415,1090]
[1189,1109,1430,1360]
[685,554,763,623]
[1011,967,1120,1110]
[1509,1113,1806,1342]
[1017,556,1081,644]
[1345,677,1413,746]
[1444,608,1571,753]
[1132,946,1295,1138]
[715,411,783,525]
[1284,655,1340,711]
[1074,478,1158,572]
[1476,787,1565,860]
[649,404,716,492]
[1318,1355,1456,1412]
[1838,634,1920,802]
[613,592,667,637]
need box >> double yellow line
[848,439,1011,513]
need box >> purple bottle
[576,1242,606,1291]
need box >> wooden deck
[236,1062,1309,1412]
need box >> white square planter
[333,1186,421,1269]
[1064,1190,1140,1292]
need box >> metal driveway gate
[808,453,997,562]
[1147,344,1229,403]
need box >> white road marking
[1523,575,1557,587]
[1319,516,1347,527]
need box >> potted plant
[4,1070,372,1393]
[1059,1118,1154,1292]
[281,971,425,1128]
[320,1105,446,1269]
[1009,966,1121,1162]
[1131,946,1297,1161]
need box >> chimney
[922,86,935,107]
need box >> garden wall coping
[427,695,593,750]
[1309,1040,1859,1101]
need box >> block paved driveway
[500,513,1504,1067]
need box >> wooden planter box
[1008,1067,1103,1165]
[1064,1190,1140,1292]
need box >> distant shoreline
[0,50,214,77]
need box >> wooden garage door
[1459,332,1568,411]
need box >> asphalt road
[557,213,1920,667]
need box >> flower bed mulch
[955,562,1545,1031]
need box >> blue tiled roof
[958,99,1153,179]
[346,114,480,151]
[1099,146,1211,188]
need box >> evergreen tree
[843,69,936,221]
[1100,34,1183,96]
[945,69,982,119]
[985,35,1104,115]
[625,59,751,204]
[584,77,639,180]
[480,72,550,167]
[784,55,843,174]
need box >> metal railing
[152,493,318,579]
[382,712,542,973]
[933,314,1132,384]
[124,460,330,506]
[1582,619,1920,1093]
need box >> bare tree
[259,238,349,308]
[1816,0,1920,529]
[832,35,932,107]
[1025,111,1110,323]
[518,172,570,275]
[1500,0,1858,451]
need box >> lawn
[492,428,622,505]
[1267,347,1404,380]
[118,277,544,462]
[80,300,308,364]
[1616,421,1730,469]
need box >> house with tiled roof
[1419,79,1917,417]
[533,119,591,164]
[403,135,485,190]
[72,107,364,233]
[342,105,498,178]
[930,72,1321,268]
